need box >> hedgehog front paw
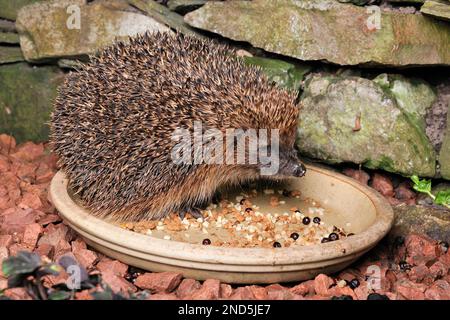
[178,207,204,220]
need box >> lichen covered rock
[184,0,450,67]
[297,73,436,177]
[15,0,170,61]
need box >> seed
[202,238,211,245]
[321,237,330,243]
[347,233,355,237]
[245,207,253,213]
[348,278,360,289]
[302,217,311,225]
[273,241,282,248]
[282,189,290,197]
[399,260,411,271]
[313,217,321,224]
[329,232,339,241]
[239,198,246,205]
[290,232,299,240]
[337,280,347,288]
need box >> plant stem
[36,277,48,300]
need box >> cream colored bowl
[49,165,394,284]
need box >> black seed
[321,237,330,243]
[399,260,411,271]
[329,232,339,241]
[202,238,211,245]
[290,232,299,240]
[282,189,290,197]
[295,209,301,214]
[331,295,353,300]
[348,278,360,289]
[273,241,282,248]
[347,233,355,237]
[313,217,321,224]
[302,217,311,225]
[245,207,253,213]
[239,198,246,205]
[367,293,390,300]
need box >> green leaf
[2,251,42,277]
[7,274,28,288]
[435,190,450,206]
[48,290,72,300]
[242,56,311,91]
[410,175,432,194]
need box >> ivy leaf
[410,175,432,194]
[435,190,450,206]
[7,274,28,288]
[2,251,42,277]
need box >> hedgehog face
[257,143,305,178]
[277,147,306,177]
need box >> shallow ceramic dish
[49,165,394,284]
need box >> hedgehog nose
[293,163,306,177]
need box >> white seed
[156,226,164,231]
[163,235,171,240]
[263,189,274,194]
[146,230,152,235]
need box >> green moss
[243,56,311,91]
[364,156,396,173]
[0,63,64,143]
[0,0,44,20]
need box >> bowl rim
[49,165,394,267]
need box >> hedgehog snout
[277,149,306,178]
[292,163,306,177]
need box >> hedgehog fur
[50,32,304,222]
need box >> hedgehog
[50,32,306,222]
